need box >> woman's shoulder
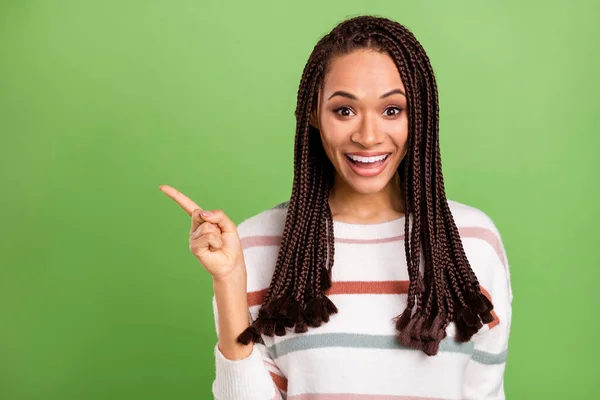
[446,198,512,301]
[236,200,289,239]
[446,198,501,234]
[236,201,289,297]
[446,198,506,259]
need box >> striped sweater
[212,199,513,400]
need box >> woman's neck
[328,172,405,224]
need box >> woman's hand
[159,185,245,282]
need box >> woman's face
[314,49,409,196]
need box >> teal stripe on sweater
[472,348,509,365]
[266,333,507,365]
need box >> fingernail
[201,210,213,217]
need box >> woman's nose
[351,114,383,147]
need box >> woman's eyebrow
[328,91,357,101]
[327,88,406,101]
[380,88,406,98]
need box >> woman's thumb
[199,210,236,234]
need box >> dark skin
[311,49,409,224]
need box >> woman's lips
[344,154,391,177]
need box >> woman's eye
[385,107,403,117]
[334,107,355,117]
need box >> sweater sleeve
[211,295,285,400]
[462,223,513,400]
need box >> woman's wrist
[212,261,247,285]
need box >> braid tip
[480,311,495,324]
[294,320,308,334]
[394,307,412,330]
[304,295,338,327]
[237,325,261,345]
[460,306,482,328]
[466,289,494,314]
[254,316,276,337]
[454,317,480,342]
[422,338,442,356]
[274,321,287,336]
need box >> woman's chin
[344,176,391,195]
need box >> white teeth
[348,154,389,163]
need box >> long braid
[322,174,335,291]
[412,38,448,354]
[376,32,428,342]
[373,34,423,332]
[238,15,494,357]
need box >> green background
[1,1,598,398]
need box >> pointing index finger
[159,185,201,216]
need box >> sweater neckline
[332,215,406,240]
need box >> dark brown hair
[237,15,494,356]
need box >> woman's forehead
[322,50,405,96]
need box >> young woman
[161,14,512,400]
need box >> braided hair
[237,15,494,356]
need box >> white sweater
[212,199,513,400]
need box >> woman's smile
[344,152,392,177]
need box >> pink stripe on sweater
[287,394,451,400]
[240,226,506,267]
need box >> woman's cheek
[331,118,356,139]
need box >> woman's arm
[213,269,254,360]
[157,186,285,398]
[212,270,284,400]
[463,224,513,399]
